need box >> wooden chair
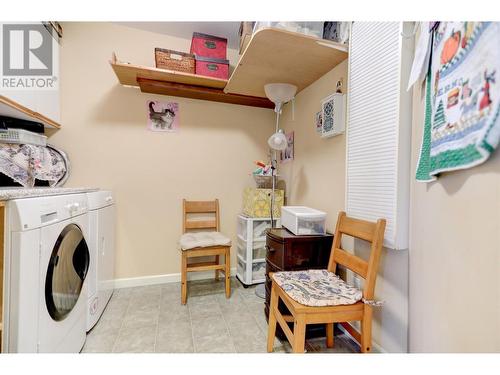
[180,199,231,304]
[267,211,386,353]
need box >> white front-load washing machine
[3,193,90,353]
[86,190,115,331]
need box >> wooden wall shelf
[110,28,348,108]
[0,95,61,129]
[137,78,274,109]
[224,28,349,98]
[110,53,227,89]
[110,53,273,108]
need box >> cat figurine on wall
[147,101,178,132]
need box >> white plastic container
[0,128,47,146]
[281,206,327,235]
[253,22,324,38]
[236,257,266,284]
[236,214,280,286]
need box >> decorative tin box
[194,55,229,79]
[190,32,227,59]
[243,187,284,218]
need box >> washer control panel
[9,193,89,231]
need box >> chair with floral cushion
[267,211,386,353]
[179,199,231,304]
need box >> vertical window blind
[346,22,412,250]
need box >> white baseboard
[337,323,387,353]
[113,267,237,289]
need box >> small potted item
[190,32,228,59]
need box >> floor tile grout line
[186,305,195,353]
[153,287,165,353]
[113,287,160,352]
[110,289,132,353]
[187,297,198,353]
[216,293,238,353]
[244,293,280,352]
[238,285,287,351]
[120,286,161,353]
[229,285,278,353]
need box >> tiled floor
[82,277,359,353]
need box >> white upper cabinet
[346,22,414,250]
[0,22,60,125]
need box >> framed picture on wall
[147,100,179,132]
[280,131,294,163]
[315,111,323,133]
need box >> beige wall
[279,60,409,353]
[409,81,500,352]
[53,22,274,279]
[278,61,348,230]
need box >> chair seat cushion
[272,269,362,307]
[179,231,231,250]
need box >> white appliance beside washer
[86,190,115,331]
[3,193,90,353]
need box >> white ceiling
[117,22,241,49]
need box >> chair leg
[214,255,220,281]
[326,323,335,348]
[292,314,306,353]
[267,283,279,352]
[181,251,187,305]
[360,305,373,353]
[224,248,231,298]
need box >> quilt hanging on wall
[415,22,500,182]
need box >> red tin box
[195,55,229,80]
[190,32,227,59]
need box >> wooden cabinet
[264,228,333,339]
[3,91,60,125]
[0,22,61,127]
[0,95,61,130]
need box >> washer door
[45,223,89,321]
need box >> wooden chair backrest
[182,199,220,233]
[328,211,386,300]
